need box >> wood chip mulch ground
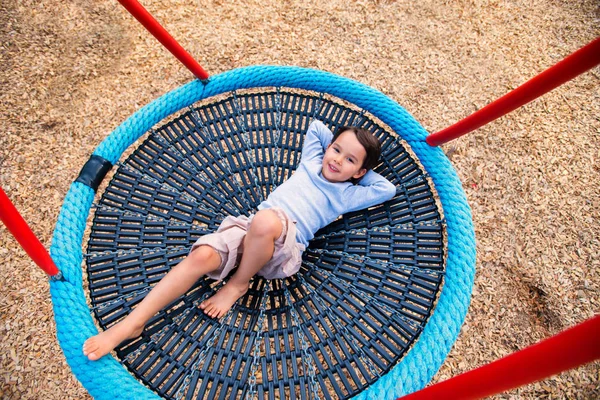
[1,0,598,398]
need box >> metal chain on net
[150,131,216,189]
[90,286,152,312]
[173,284,236,400]
[86,244,190,315]
[117,162,210,206]
[311,217,444,241]
[123,286,219,367]
[90,203,166,222]
[87,202,209,244]
[302,260,424,331]
[85,241,190,259]
[303,249,442,336]
[244,279,272,400]
[151,131,247,217]
[296,274,381,380]
[393,174,432,198]
[403,173,429,187]
[187,105,254,209]
[282,284,321,400]
[111,162,227,225]
[267,89,283,193]
[88,203,209,243]
[310,92,325,119]
[354,109,367,127]
[306,247,445,277]
[187,106,225,170]
[232,91,264,203]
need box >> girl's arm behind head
[300,120,332,163]
[342,170,397,213]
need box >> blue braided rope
[50,65,476,399]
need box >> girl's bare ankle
[227,279,250,294]
[118,317,145,338]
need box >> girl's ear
[352,168,367,180]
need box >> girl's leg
[200,209,282,318]
[83,245,221,361]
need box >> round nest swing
[49,66,476,400]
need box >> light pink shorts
[190,208,305,280]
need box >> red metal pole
[0,186,61,278]
[399,315,600,400]
[426,37,600,146]
[117,0,210,81]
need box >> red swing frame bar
[1,0,598,396]
[399,314,600,400]
[0,187,60,278]
[426,37,600,146]
[116,0,209,81]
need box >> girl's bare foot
[83,320,144,361]
[200,281,248,319]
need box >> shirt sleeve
[343,170,397,213]
[300,120,333,163]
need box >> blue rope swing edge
[49,65,476,400]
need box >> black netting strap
[76,155,113,192]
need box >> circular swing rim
[49,65,476,400]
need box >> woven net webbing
[85,89,445,399]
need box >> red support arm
[399,315,600,400]
[117,0,209,81]
[0,186,61,278]
[426,37,600,146]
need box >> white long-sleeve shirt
[258,120,397,246]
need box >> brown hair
[332,126,382,171]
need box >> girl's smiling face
[321,130,367,183]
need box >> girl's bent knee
[190,245,219,264]
[250,210,283,239]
